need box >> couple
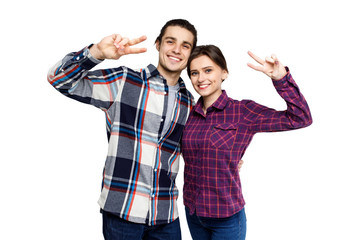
[47,19,312,240]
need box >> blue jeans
[102,211,181,240]
[185,207,246,240]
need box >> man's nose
[172,44,181,54]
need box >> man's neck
[157,67,181,86]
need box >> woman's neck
[202,91,222,114]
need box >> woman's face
[189,55,228,100]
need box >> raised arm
[47,34,147,110]
[244,52,312,132]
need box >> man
[48,19,197,239]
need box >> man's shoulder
[114,64,159,83]
[133,64,159,79]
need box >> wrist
[272,67,288,81]
[89,44,104,60]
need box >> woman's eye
[191,72,198,76]
[205,69,212,73]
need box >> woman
[181,45,312,239]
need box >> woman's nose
[198,72,206,82]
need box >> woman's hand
[247,51,287,80]
[238,160,244,171]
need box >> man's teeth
[169,56,180,61]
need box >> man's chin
[164,66,185,74]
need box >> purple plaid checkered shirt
[181,70,312,218]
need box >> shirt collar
[194,90,229,115]
[144,64,160,79]
[212,90,229,110]
[145,64,188,94]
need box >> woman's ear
[222,70,228,81]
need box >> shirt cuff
[272,66,290,87]
[72,44,103,70]
[86,44,104,64]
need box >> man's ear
[155,40,160,51]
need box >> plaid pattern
[48,46,194,225]
[182,71,312,218]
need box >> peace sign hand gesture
[90,34,147,60]
[247,51,287,80]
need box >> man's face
[156,26,194,75]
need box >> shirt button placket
[195,149,201,208]
[152,167,158,199]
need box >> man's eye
[205,69,212,73]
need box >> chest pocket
[210,123,238,150]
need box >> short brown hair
[155,19,197,51]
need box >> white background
[1,0,359,239]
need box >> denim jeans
[185,207,246,240]
[102,211,181,240]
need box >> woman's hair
[187,45,228,78]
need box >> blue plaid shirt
[48,45,194,225]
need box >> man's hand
[247,51,287,80]
[90,34,147,60]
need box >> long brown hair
[187,45,228,77]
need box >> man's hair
[155,19,197,51]
[187,45,229,78]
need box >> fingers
[271,54,280,65]
[113,35,147,49]
[112,34,123,43]
[128,35,147,46]
[265,54,280,65]
[116,37,130,50]
[248,51,281,71]
[248,51,264,65]
[248,51,279,64]
[112,34,124,48]
[112,34,124,49]
[247,51,264,72]
[126,47,147,54]
[247,63,263,72]
[265,56,275,64]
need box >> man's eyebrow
[164,36,193,47]
[164,36,176,41]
